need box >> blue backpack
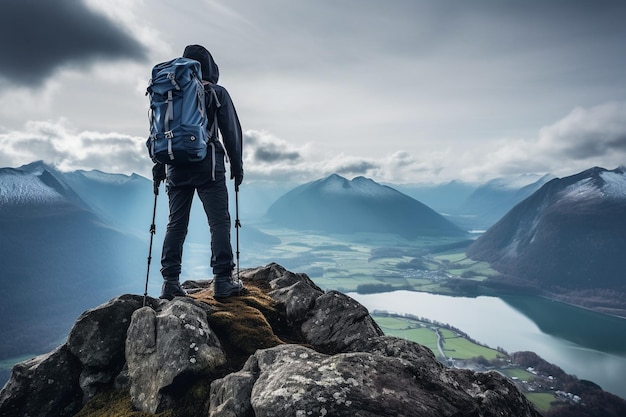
[146,57,218,165]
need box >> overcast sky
[0,0,625,185]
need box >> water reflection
[500,295,626,354]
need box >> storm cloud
[0,0,147,86]
[1,0,626,185]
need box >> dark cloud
[564,134,626,160]
[0,0,147,86]
[244,131,302,163]
[336,160,378,175]
[254,147,301,163]
[539,103,626,161]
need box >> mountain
[391,174,554,231]
[0,162,148,362]
[0,264,544,417]
[392,180,477,214]
[266,174,466,238]
[63,169,153,237]
[0,161,280,379]
[457,173,555,230]
[64,167,279,247]
[467,167,626,308]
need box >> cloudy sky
[0,0,625,185]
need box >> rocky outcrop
[0,263,541,417]
[210,342,539,417]
[126,298,227,413]
[0,294,150,416]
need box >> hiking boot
[160,278,188,300]
[213,274,248,299]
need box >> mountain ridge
[467,166,626,316]
[0,162,148,363]
[266,174,466,238]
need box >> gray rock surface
[126,297,226,413]
[0,345,82,417]
[242,263,324,325]
[301,290,384,353]
[0,294,147,417]
[0,263,542,417]
[210,343,541,417]
[67,294,145,401]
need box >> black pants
[160,171,234,279]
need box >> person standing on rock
[152,44,246,300]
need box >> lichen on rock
[0,263,542,417]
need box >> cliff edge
[0,263,540,417]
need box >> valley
[235,224,626,402]
[240,223,490,295]
[2,163,626,412]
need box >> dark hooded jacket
[164,44,243,187]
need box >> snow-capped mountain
[266,174,466,238]
[0,162,148,364]
[0,161,85,210]
[467,166,626,292]
[0,160,283,372]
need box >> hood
[183,44,219,83]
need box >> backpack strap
[202,82,221,141]
[165,90,175,160]
[202,81,229,167]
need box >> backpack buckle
[165,131,174,139]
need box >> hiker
[152,44,245,300]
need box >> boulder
[249,263,324,324]
[1,264,543,417]
[0,345,82,417]
[126,297,227,413]
[67,294,147,401]
[0,295,148,417]
[210,343,541,417]
[301,290,384,353]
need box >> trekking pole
[144,190,158,307]
[235,184,241,280]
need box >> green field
[499,367,536,381]
[372,313,502,361]
[525,392,557,412]
[440,328,501,360]
[245,226,495,295]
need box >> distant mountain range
[5,160,625,375]
[457,174,554,229]
[266,174,466,238]
[468,166,626,308]
[0,161,148,360]
[397,174,554,230]
[0,161,277,368]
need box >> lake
[348,290,626,400]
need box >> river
[348,290,626,400]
